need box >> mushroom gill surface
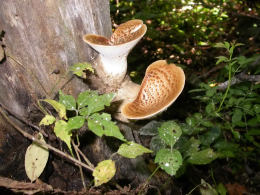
[121,60,185,119]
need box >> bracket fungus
[121,60,185,120]
[83,19,147,87]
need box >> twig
[72,140,86,190]
[217,72,260,91]
[75,145,95,168]
[0,107,94,172]
[0,103,48,137]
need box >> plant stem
[217,61,232,112]
[0,106,94,172]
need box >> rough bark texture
[0,0,112,183]
[0,0,111,118]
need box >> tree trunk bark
[0,0,112,183]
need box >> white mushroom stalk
[83,20,147,87]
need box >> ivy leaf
[67,116,85,132]
[117,141,153,158]
[39,114,56,126]
[69,62,94,78]
[54,120,72,152]
[43,99,67,120]
[88,113,126,141]
[188,148,218,165]
[59,90,76,111]
[158,121,182,148]
[25,133,49,182]
[155,148,182,176]
[93,160,116,186]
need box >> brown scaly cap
[121,60,185,120]
[83,19,147,46]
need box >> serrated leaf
[117,141,153,158]
[158,121,182,148]
[79,107,88,117]
[188,148,218,165]
[155,148,182,176]
[59,90,76,111]
[93,160,116,186]
[39,115,56,126]
[77,91,115,115]
[69,62,94,78]
[43,99,67,120]
[54,120,72,152]
[67,116,85,132]
[139,121,161,136]
[88,113,126,141]
[150,135,166,153]
[25,133,49,182]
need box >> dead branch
[217,72,260,90]
[0,106,94,172]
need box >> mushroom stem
[95,53,127,87]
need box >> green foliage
[117,141,153,158]
[93,160,116,187]
[69,62,94,78]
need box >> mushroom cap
[83,20,147,57]
[121,60,185,120]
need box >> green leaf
[77,91,115,115]
[88,113,126,141]
[206,102,215,115]
[181,137,201,159]
[117,141,153,158]
[155,148,182,176]
[59,90,76,111]
[39,115,56,126]
[158,121,182,148]
[214,42,226,48]
[216,56,229,64]
[54,120,72,152]
[150,135,166,154]
[43,99,67,120]
[217,183,227,195]
[200,179,218,195]
[224,41,230,50]
[25,133,49,182]
[253,104,260,114]
[200,127,221,146]
[93,160,116,186]
[69,62,94,78]
[139,121,161,136]
[188,148,218,165]
[232,109,243,124]
[67,116,85,132]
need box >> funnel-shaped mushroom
[121,60,185,119]
[83,20,147,87]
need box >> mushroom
[121,60,185,120]
[83,19,147,88]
